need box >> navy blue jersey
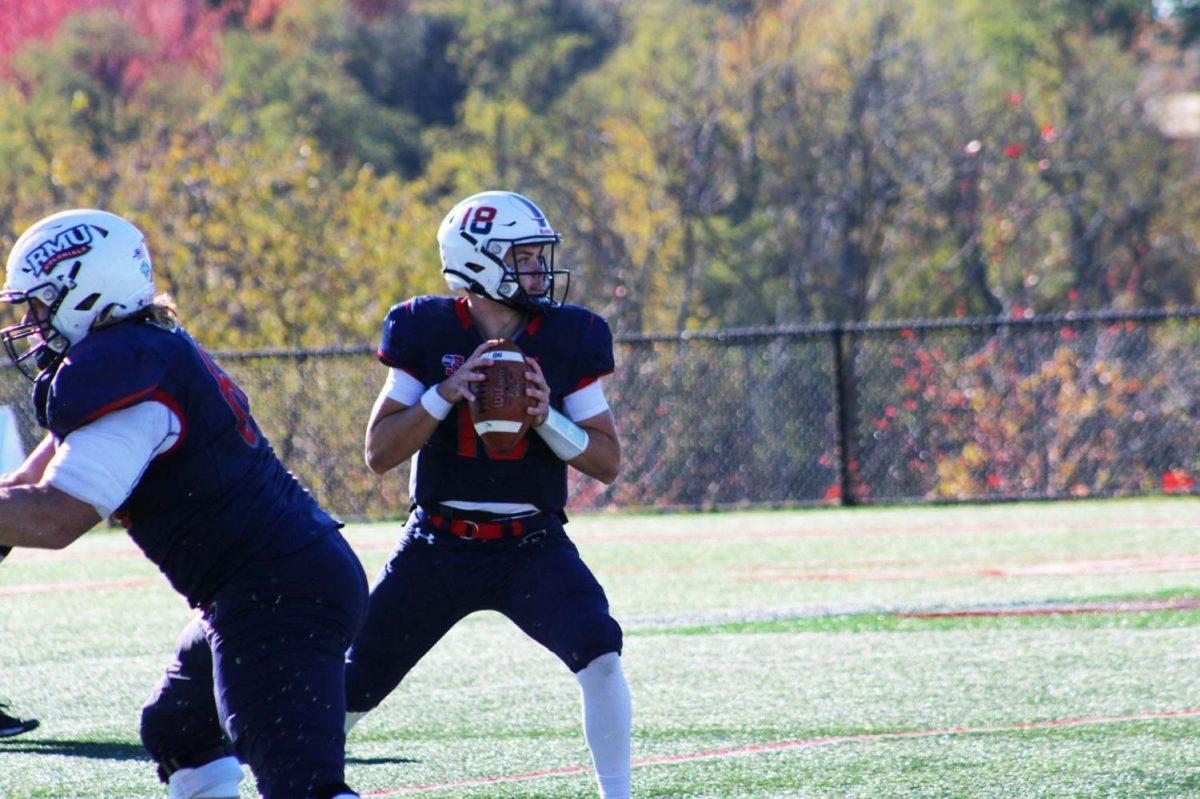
[377,296,614,511]
[41,320,338,606]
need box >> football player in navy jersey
[0,209,367,799]
[344,190,632,798]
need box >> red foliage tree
[0,0,284,85]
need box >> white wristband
[535,407,590,461]
[420,385,454,421]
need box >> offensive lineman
[344,191,633,799]
[0,209,367,799]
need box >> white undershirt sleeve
[44,401,181,519]
[383,367,424,407]
[563,380,610,422]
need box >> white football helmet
[436,191,569,312]
[1,209,154,381]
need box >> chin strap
[33,370,53,427]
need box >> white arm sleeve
[44,401,181,518]
[563,380,609,422]
[383,367,424,406]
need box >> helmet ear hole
[74,293,101,312]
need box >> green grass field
[3,497,1200,798]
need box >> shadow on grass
[347,755,420,765]
[0,737,149,762]
[1,739,419,767]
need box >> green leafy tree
[211,3,424,175]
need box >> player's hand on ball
[524,357,550,428]
[442,339,500,404]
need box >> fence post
[831,325,857,506]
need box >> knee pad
[569,612,623,672]
[139,701,184,761]
[578,650,623,681]
[313,783,358,799]
[345,710,367,735]
[149,740,236,786]
[141,702,226,766]
[166,755,243,799]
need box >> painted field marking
[7,514,1200,565]
[0,577,158,596]
[361,707,1200,796]
[568,516,1200,544]
[744,553,1200,582]
[900,597,1200,618]
[606,551,1200,576]
[3,577,1199,631]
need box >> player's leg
[574,651,632,799]
[140,616,243,799]
[501,529,631,799]
[344,522,470,731]
[0,548,40,741]
[208,531,366,799]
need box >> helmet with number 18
[436,191,569,313]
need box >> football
[469,340,532,455]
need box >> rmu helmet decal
[2,209,155,382]
[23,223,102,277]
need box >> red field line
[1,548,143,562]
[901,597,1200,618]
[743,553,1200,582]
[568,516,1200,544]
[0,577,159,596]
[6,514,1199,564]
[361,707,1200,796]
[599,551,1200,575]
[7,553,1200,595]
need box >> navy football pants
[141,530,367,799]
[345,512,623,714]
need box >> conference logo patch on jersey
[442,353,465,375]
[24,223,97,277]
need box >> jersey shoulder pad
[49,323,172,436]
[378,295,457,369]
[554,304,614,386]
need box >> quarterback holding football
[345,190,632,799]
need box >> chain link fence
[2,308,1197,520]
